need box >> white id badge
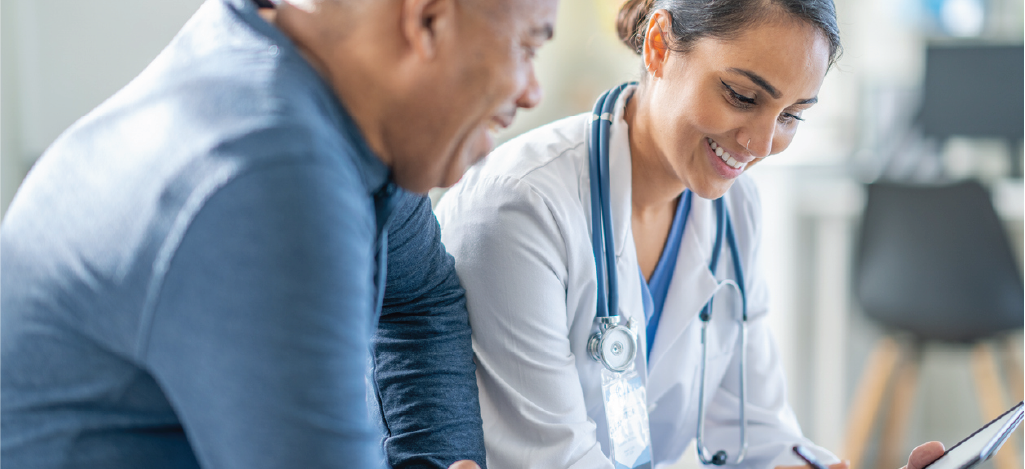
[601,364,653,469]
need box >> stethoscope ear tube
[597,85,624,319]
[587,84,639,374]
[589,83,630,320]
[588,90,611,320]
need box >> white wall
[1,0,205,217]
[2,0,28,214]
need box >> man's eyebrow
[532,23,554,41]
[728,68,780,99]
[795,97,818,105]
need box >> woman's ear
[642,10,671,78]
[400,0,455,60]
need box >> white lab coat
[436,86,837,469]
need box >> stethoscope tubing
[695,277,749,465]
[697,200,750,465]
[588,91,609,318]
[589,83,630,318]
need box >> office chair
[844,181,1023,469]
[917,44,1024,177]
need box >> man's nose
[515,66,542,109]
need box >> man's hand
[901,441,945,469]
[448,461,481,469]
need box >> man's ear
[643,10,672,78]
[401,0,455,60]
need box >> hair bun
[616,0,656,54]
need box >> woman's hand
[448,461,481,469]
[776,441,944,469]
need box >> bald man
[0,0,557,467]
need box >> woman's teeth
[707,138,743,169]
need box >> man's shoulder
[1,0,377,347]
[50,0,371,193]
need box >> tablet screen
[924,401,1023,469]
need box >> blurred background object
[846,181,1022,469]
[2,0,1022,467]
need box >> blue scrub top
[639,190,693,361]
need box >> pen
[792,445,828,469]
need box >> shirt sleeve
[437,176,613,469]
[373,190,487,469]
[141,163,382,469]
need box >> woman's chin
[688,179,736,200]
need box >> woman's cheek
[771,127,797,155]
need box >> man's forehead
[481,0,558,30]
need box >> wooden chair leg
[1000,336,1024,469]
[875,345,919,469]
[971,342,1019,469]
[844,336,901,469]
[1001,336,1023,403]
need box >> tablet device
[792,445,828,469]
[923,401,1023,469]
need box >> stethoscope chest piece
[587,316,637,372]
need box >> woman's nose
[739,116,776,158]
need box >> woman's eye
[730,89,756,104]
[721,80,755,108]
[777,112,805,124]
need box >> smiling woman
[619,0,840,201]
[625,15,829,202]
[437,0,942,468]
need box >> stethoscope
[584,83,750,466]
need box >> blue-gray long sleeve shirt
[0,0,485,467]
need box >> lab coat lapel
[646,197,719,390]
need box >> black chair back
[854,181,1023,342]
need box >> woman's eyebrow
[728,67,818,105]
[728,68,780,99]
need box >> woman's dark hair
[616,0,843,69]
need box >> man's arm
[374,191,487,469]
[143,164,383,468]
